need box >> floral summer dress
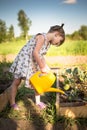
[9,33,50,88]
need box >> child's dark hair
[48,23,65,45]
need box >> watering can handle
[38,72,48,77]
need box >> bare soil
[46,55,87,65]
[0,54,87,66]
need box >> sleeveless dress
[9,33,50,88]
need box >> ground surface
[0,55,87,130]
[0,54,87,66]
[0,94,87,130]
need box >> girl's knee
[13,78,21,86]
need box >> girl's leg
[35,93,40,105]
[9,78,21,109]
[35,91,46,109]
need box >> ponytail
[60,23,64,28]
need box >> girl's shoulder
[27,33,46,45]
[35,33,46,40]
[35,33,46,36]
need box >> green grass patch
[0,39,26,55]
[47,40,87,56]
[0,39,87,56]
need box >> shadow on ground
[0,87,87,130]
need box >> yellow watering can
[30,71,65,95]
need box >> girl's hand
[41,65,51,73]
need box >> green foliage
[0,60,12,80]
[16,84,34,101]
[7,25,15,41]
[79,25,87,40]
[18,10,32,39]
[47,40,87,56]
[0,39,26,55]
[61,67,87,101]
[68,25,87,40]
[77,117,87,126]
[71,31,81,40]
[0,19,7,43]
[0,61,13,94]
[65,117,78,128]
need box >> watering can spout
[45,88,65,94]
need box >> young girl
[9,23,65,110]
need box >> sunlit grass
[0,40,87,56]
[0,39,26,55]
[47,40,87,56]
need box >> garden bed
[0,61,87,130]
[59,103,87,118]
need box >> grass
[47,40,87,56]
[0,39,87,56]
[0,39,26,55]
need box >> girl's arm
[33,34,50,73]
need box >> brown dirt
[0,54,87,66]
[46,55,87,64]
